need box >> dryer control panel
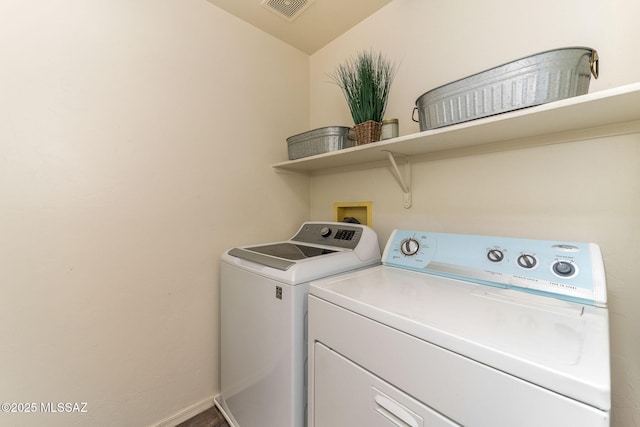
[382,230,607,307]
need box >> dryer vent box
[334,202,372,226]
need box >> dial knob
[553,261,576,277]
[517,254,537,269]
[400,238,420,256]
[320,227,332,238]
[487,249,504,263]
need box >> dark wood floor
[177,405,229,427]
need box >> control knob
[553,261,576,277]
[517,254,537,269]
[487,249,504,263]
[320,227,332,238]
[400,238,420,256]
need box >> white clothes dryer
[308,230,610,427]
[215,222,380,427]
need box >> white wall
[310,0,640,425]
[0,0,309,425]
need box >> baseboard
[213,393,239,427]
[155,395,216,427]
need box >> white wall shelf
[273,83,640,174]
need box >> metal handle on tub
[590,50,599,79]
[411,107,419,123]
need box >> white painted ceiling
[206,0,392,54]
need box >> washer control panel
[383,230,606,307]
[292,222,363,249]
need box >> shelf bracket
[382,150,412,209]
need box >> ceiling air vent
[261,0,316,22]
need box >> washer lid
[244,242,337,260]
[310,266,611,411]
[229,243,336,271]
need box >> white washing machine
[308,230,610,427]
[215,222,381,427]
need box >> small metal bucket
[286,126,355,160]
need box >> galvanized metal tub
[287,126,355,160]
[414,47,599,131]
